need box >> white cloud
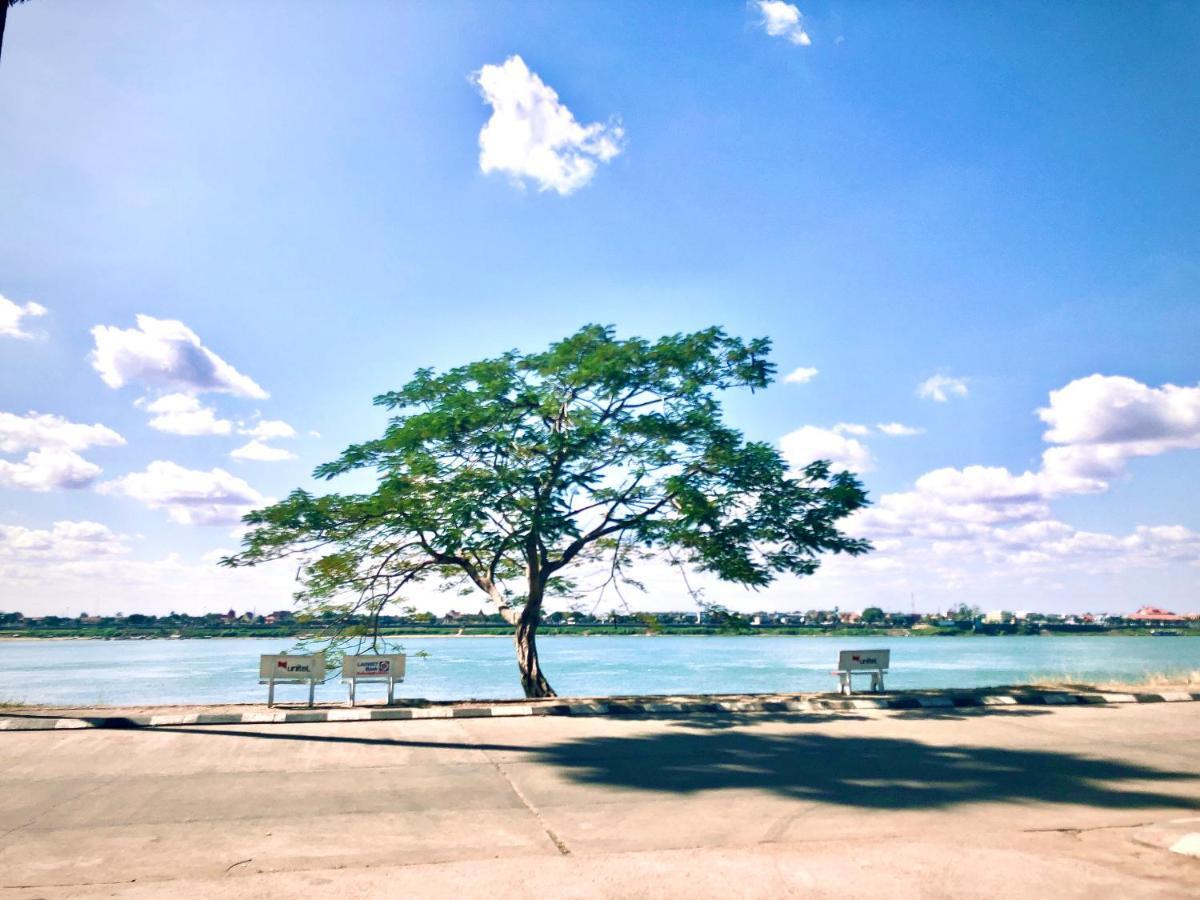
[843,373,1200,591]
[474,54,624,196]
[238,419,296,440]
[230,418,299,462]
[756,1,812,46]
[1039,375,1200,446]
[877,422,923,437]
[1037,375,1200,482]
[0,411,124,491]
[780,425,872,473]
[99,461,267,526]
[783,366,819,384]
[0,547,299,618]
[230,440,297,463]
[832,422,870,436]
[140,393,233,436]
[0,448,103,491]
[0,519,130,561]
[0,294,48,339]
[90,315,268,399]
[852,460,1107,545]
[0,411,124,453]
[917,374,969,402]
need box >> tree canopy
[223,325,872,697]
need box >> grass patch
[1027,669,1200,691]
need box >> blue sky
[1,1,1198,616]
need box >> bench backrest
[342,654,406,681]
[836,649,890,672]
[259,653,325,682]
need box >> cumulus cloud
[780,425,872,473]
[0,294,48,339]
[238,419,296,441]
[853,461,1107,545]
[0,519,130,561]
[474,54,624,196]
[99,461,266,526]
[844,373,1200,588]
[0,448,103,491]
[0,411,124,454]
[1039,375,1200,446]
[0,411,124,491]
[877,422,923,437]
[139,393,233,437]
[230,440,297,463]
[90,315,268,399]
[917,374,969,402]
[1037,375,1200,481]
[783,366,819,384]
[756,1,812,46]
[230,418,299,462]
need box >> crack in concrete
[1022,821,1158,836]
[454,721,571,857]
[0,779,114,844]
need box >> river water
[2,635,1198,706]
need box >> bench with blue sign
[831,649,889,695]
[342,654,406,706]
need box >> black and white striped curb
[2,688,1197,732]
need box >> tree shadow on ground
[146,714,1198,814]
[531,728,1198,812]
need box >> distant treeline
[0,608,1193,640]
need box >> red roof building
[1126,606,1187,623]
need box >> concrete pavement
[1,702,1198,897]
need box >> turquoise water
[1,635,1198,706]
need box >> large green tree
[223,326,871,698]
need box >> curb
[2,689,1198,732]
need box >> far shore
[2,628,1197,641]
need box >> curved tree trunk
[515,613,555,698]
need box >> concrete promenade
[1,701,1198,898]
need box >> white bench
[832,649,889,695]
[259,653,325,707]
[342,654,406,706]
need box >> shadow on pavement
[147,713,1200,813]
[533,729,1197,811]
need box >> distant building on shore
[1126,606,1188,626]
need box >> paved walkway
[2,702,1198,897]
